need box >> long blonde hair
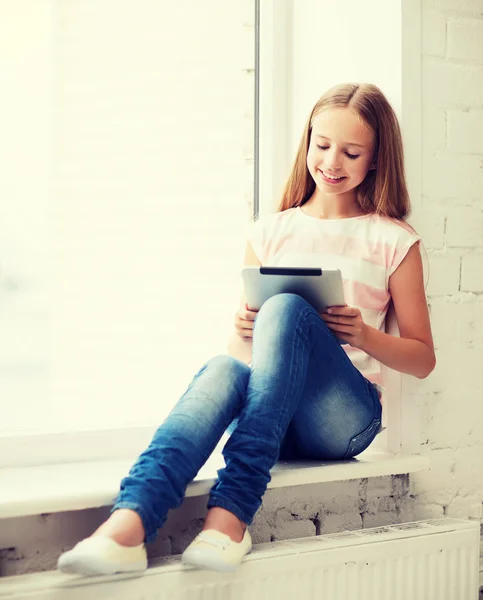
[278,83,411,220]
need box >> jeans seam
[277,306,312,436]
[344,417,381,459]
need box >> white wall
[407,0,483,520]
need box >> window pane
[0,0,255,434]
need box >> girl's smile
[318,169,347,184]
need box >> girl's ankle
[92,509,146,547]
[203,507,246,543]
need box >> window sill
[0,450,429,520]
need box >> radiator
[1,518,480,600]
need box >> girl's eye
[316,145,359,160]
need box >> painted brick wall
[409,0,483,527]
[1,0,482,578]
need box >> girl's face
[306,107,376,196]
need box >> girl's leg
[110,354,251,543]
[58,355,251,575]
[280,348,381,461]
[207,293,381,527]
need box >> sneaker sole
[58,554,147,576]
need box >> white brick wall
[446,208,483,247]
[448,110,483,153]
[447,17,483,61]
[422,59,483,107]
[462,253,483,291]
[422,151,483,199]
[424,0,483,14]
[424,253,461,296]
[415,0,483,548]
[422,9,447,56]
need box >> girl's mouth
[319,169,346,185]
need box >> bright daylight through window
[0,1,256,439]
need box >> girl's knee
[204,354,249,378]
[257,293,311,322]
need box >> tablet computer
[242,266,345,312]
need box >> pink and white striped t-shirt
[248,206,420,387]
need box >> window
[0,0,256,464]
[1,0,422,468]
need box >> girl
[58,82,435,576]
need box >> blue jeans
[113,293,382,543]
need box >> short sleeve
[389,227,421,275]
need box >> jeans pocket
[343,417,382,459]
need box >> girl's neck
[303,190,365,220]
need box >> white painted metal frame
[257,0,293,217]
[398,0,424,455]
[381,0,423,455]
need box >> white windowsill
[0,450,430,520]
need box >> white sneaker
[57,536,147,576]
[182,529,252,572]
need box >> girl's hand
[234,303,259,340]
[320,306,368,348]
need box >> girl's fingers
[236,330,253,339]
[322,315,354,325]
[237,309,257,322]
[234,303,258,339]
[327,306,359,317]
[242,303,258,318]
[235,322,254,340]
[325,323,354,335]
[235,319,254,330]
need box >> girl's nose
[325,149,342,171]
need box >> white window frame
[0,0,422,469]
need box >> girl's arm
[323,243,436,379]
[361,242,435,378]
[226,241,261,363]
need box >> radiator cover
[1,518,480,600]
